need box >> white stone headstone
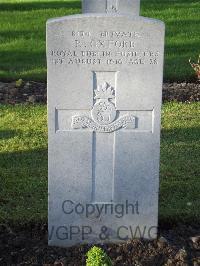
[82,0,140,16]
[47,0,165,247]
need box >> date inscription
[49,30,160,66]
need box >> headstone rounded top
[82,0,140,16]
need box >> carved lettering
[72,115,136,133]
[49,30,161,66]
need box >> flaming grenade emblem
[91,83,116,125]
[71,82,136,133]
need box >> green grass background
[0,103,199,225]
[0,0,199,82]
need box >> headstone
[47,0,165,247]
[82,0,140,16]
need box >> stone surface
[47,0,165,247]
[82,0,140,16]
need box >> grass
[0,0,199,82]
[0,105,47,223]
[160,102,200,223]
[0,102,199,225]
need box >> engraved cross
[82,0,140,16]
[106,0,118,13]
[71,72,136,203]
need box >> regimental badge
[72,82,136,133]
